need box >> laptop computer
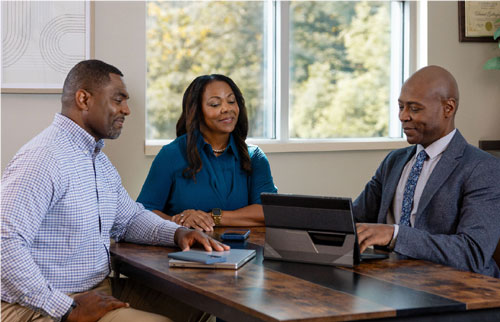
[168,249,256,269]
[261,193,388,267]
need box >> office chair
[494,241,500,269]
[477,141,500,269]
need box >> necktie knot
[416,150,428,163]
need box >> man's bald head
[398,65,459,148]
[403,65,459,112]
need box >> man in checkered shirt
[1,60,228,322]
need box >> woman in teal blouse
[137,74,277,231]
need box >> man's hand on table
[67,290,128,322]
[174,228,230,252]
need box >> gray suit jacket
[353,130,500,277]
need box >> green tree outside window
[146,1,394,140]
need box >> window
[146,1,272,140]
[146,1,406,148]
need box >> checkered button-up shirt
[1,113,180,318]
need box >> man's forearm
[121,208,181,246]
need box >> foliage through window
[146,1,403,142]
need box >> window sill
[145,138,409,155]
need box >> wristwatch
[61,301,77,322]
[211,208,222,226]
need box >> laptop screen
[261,193,355,234]
[261,193,388,267]
[261,193,361,266]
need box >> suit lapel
[379,146,416,222]
[416,131,466,222]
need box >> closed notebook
[168,251,227,264]
[168,249,256,269]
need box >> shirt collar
[53,113,105,155]
[416,128,457,160]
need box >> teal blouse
[137,133,277,215]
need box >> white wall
[2,1,500,201]
[428,1,500,145]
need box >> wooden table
[110,227,500,322]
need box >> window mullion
[276,0,289,142]
[264,0,275,140]
[389,1,404,138]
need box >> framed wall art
[459,1,500,42]
[1,1,94,93]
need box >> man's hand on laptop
[174,228,230,252]
[356,223,394,253]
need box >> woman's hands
[172,209,215,231]
[169,204,265,230]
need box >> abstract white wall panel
[1,1,91,92]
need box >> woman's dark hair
[176,74,251,180]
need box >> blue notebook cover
[168,251,227,264]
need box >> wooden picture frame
[1,1,94,93]
[479,140,500,151]
[479,140,500,160]
[458,1,500,43]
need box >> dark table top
[110,227,500,322]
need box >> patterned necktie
[400,150,428,227]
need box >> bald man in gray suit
[353,65,500,277]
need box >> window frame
[145,1,424,155]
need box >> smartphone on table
[220,229,250,241]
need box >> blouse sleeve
[137,145,175,211]
[248,146,278,204]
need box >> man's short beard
[107,130,122,139]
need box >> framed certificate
[459,1,500,42]
[1,1,94,93]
